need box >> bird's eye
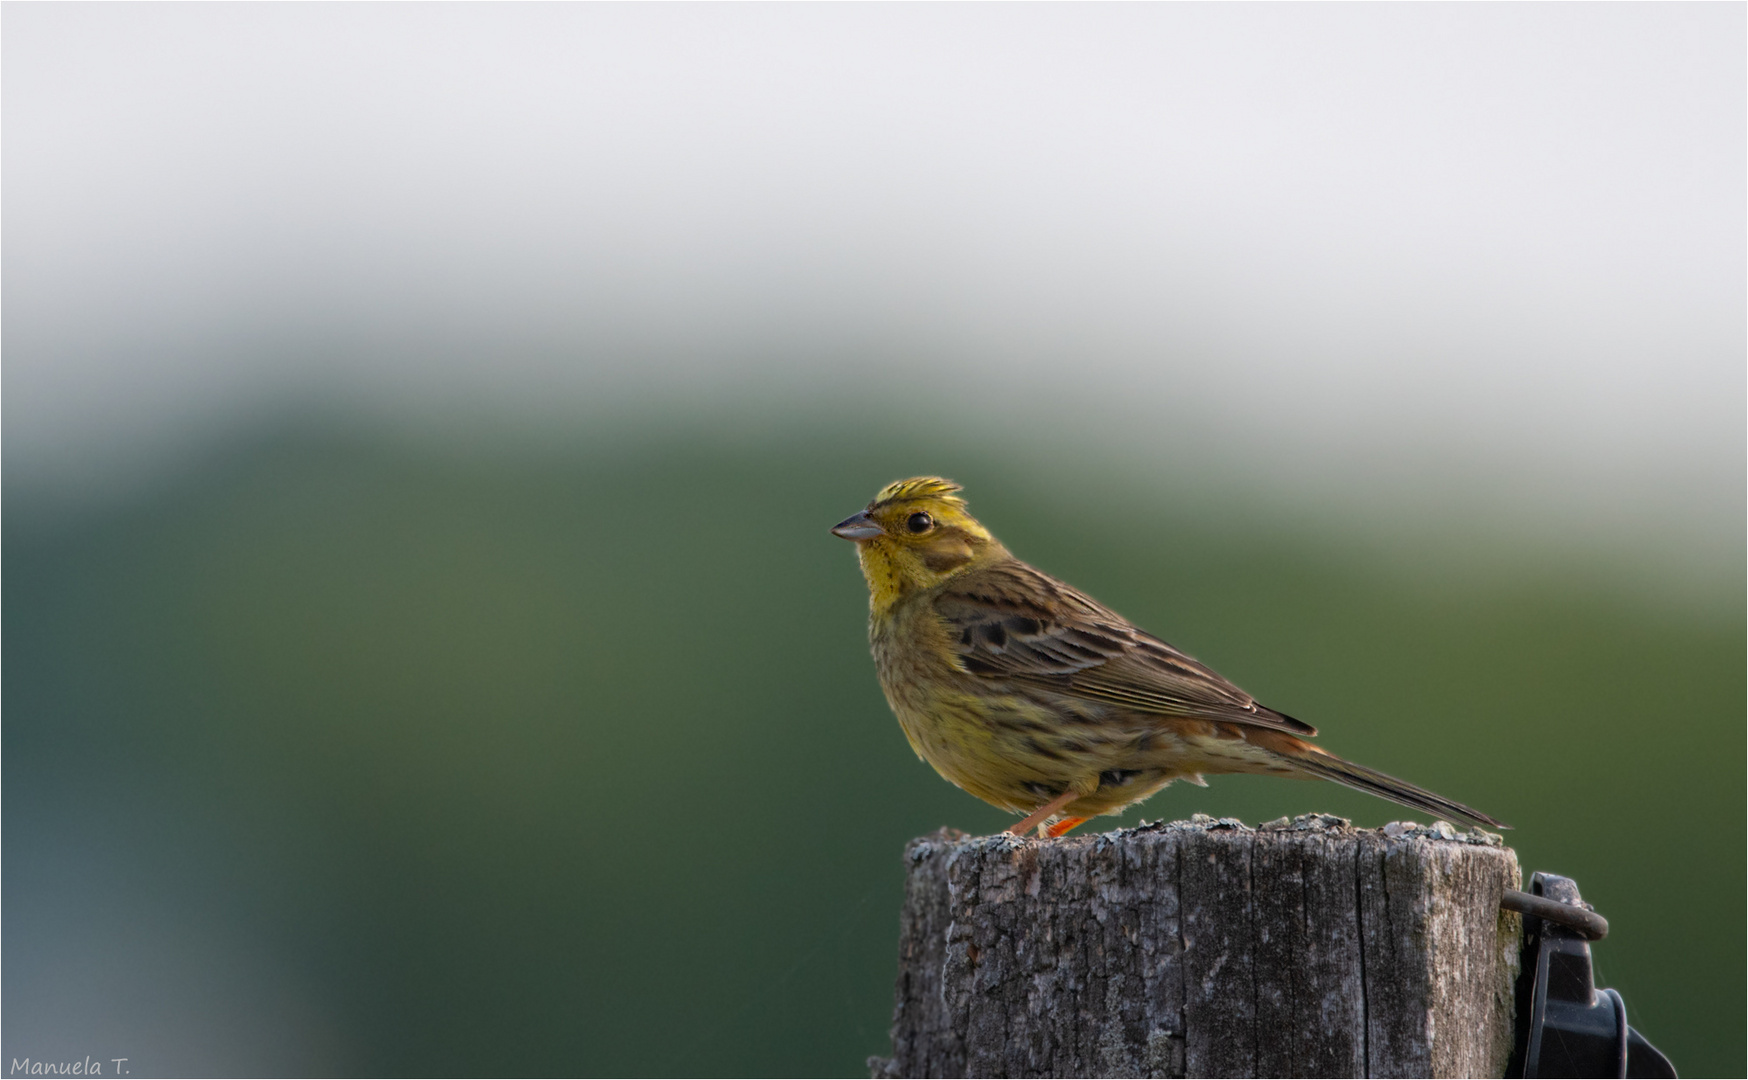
[907,511,934,533]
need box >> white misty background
[5,4,1742,582]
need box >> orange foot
[1043,816,1088,839]
[1006,789,1081,836]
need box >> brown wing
[931,557,1317,737]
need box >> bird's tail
[1285,745,1508,830]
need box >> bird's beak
[831,511,885,541]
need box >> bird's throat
[857,539,915,616]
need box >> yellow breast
[870,596,1088,813]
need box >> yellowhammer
[832,476,1505,838]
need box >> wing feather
[933,559,1317,737]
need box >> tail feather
[1292,751,1509,830]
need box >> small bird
[832,477,1506,838]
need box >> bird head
[832,477,1003,609]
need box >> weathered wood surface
[871,814,1521,1079]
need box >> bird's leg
[1006,788,1082,836]
[1043,816,1088,839]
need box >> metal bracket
[1506,872,1676,1078]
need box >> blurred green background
[6,418,1741,1076]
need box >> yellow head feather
[837,477,1005,614]
[872,476,968,508]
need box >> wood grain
[871,815,1520,1079]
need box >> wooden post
[870,814,1522,1079]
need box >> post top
[905,812,1510,863]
